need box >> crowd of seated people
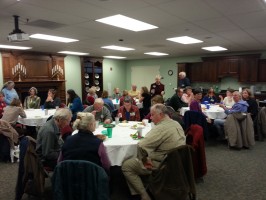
[0,76,262,200]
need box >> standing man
[150,75,165,98]
[122,104,186,200]
[168,87,188,111]
[178,71,190,88]
[36,108,72,169]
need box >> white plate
[118,123,130,127]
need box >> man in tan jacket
[122,104,186,200]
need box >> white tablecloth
[180,105,227,119]
[17,109,56,126]
[73,121,152,166]
[112,99,143,109]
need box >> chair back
[15,136,46,200]
[183,111,208,139]
[52,160,109,200]
[149,145,196,200]
[256,107,266,141]
[186,124,207,179]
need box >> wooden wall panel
[1,51,66,103]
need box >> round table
[17,109,56,126]
[73,121,152,166]
[180,105,227,119]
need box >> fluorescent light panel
[0,44,32,50]
[101,45,134,51]
[96,14,158,32]
[58,51,89,56]
[167,36,203,44]
[202,46,228,51]
[144,52,169,56]
[30,34,78,43]
[104,56,126,59]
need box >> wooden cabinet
[217,57,239,77]
[258,59,266,82]
[81,57,103,101]
[202,60,218,82]
[188,62,203,82]
[177,62,218,83]
[238,55,259,82]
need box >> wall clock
[168,70,173,76]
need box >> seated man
[36,108,72,169]
[168,87,188,112]
[214,91,249,139]
[118,96,140,121]
[83,98,112,124]
[122,104,186,200]
[128,84,140,99]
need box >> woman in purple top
[60,112,110,172]
[189,89,203,113]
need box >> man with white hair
[83,98,112,124]
[122,104,185,200]
[150,75,165,98]
[178,71,191,88]
[36,108,72,169]
[214,91,249,139]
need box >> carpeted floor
[1,140,266,200]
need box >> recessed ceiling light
[104,56,126,59]
[167,36,203,44]
[30,34,78,43]
[0,44,32,50]
[96,14,158,32]
[101,45,135,51]
[201,46,228,51]
[144,52,169,56]
[58,51,89,56]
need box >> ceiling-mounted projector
[7,15,29,42]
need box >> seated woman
[202,87,218,104]
[181,86,194,105]
[66,89,84,121]
[101,90,115,112]
[44,89,61,109]
[190,89,211,123]
[85,88,96,106]
[118,96,140,121]
[119,90,136,107]
[60,112,110,172]
[23,87,41,109]
[0,91,7,118]
[143,95,164,121]
[139,86,151,119]
[219,88,235,108]
[242,88,258,121]
[2,98,26,126]
[112,87,122,100]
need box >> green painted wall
[125,56,201,98]
[102,59,127,94]
[64,55,82,99]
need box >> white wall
[64,55,82,98]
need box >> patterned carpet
[1,140,266,200]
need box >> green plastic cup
[107,128,113,138]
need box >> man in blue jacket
[214,91,249,139]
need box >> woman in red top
[0,92,7,118]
